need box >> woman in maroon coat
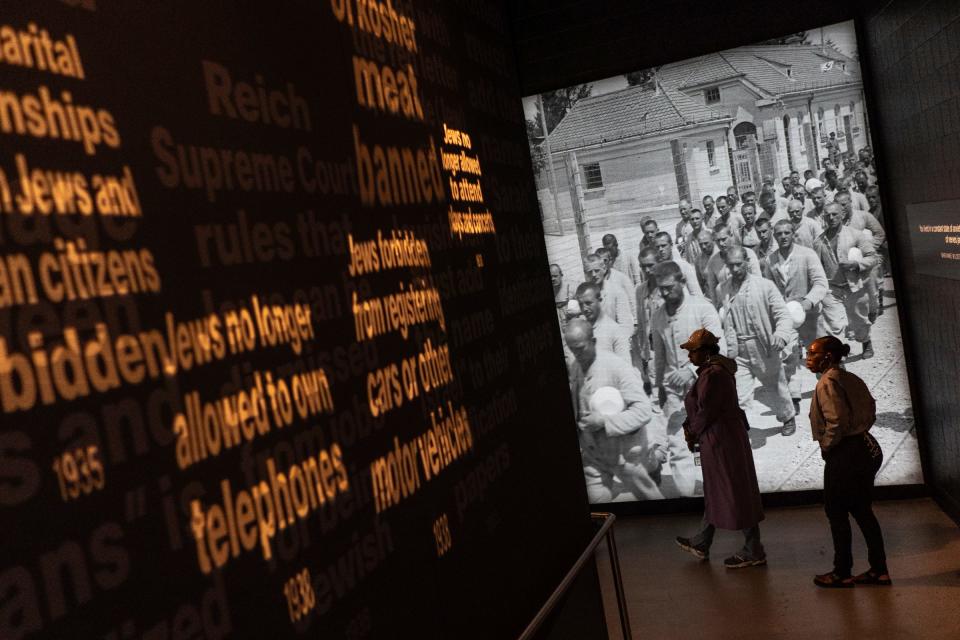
[675,328,766,568]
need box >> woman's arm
[816,375,850,452]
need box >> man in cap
[674,327,766,567]
[763,220,829,414]
[826,132,841,167]
[716,247,798,436]
[650,261,724,491]
[565,318,665,502]
[704,225,761,306]
[575,282,632,363]
[812,202,878,358]
[805,177,823,197]
[584,253,634,327]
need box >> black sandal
[853,570,892,586]
[813,571,855,588]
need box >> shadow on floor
[875,409,914,433]
[749,425,784,449]
[888,568,960,588]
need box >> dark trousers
[823,432,887,576]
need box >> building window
[797,112,806,150]
[582,162,603,190]
[706,140,716,167]
[671,140,690,201]
[786,67,793,78]
[704,87,720,104]
[733,121,758,150]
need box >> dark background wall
[508,0,960,520]
[860,0,960,520]
[511,0,854,96]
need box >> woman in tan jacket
[806,336,890,587]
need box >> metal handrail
[518,512,632,640]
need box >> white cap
[589,386,625,416]
[785,300,806,328]
[804,178,823,192]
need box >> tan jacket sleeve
[815,375,849,452]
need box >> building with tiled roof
[547,85,731,152]
[533,40,871,244]
[657,43,870,190]
[537,85,735,236]
[659,44,861,98]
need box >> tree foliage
[756,31,810,45]
[525,84,591,174]
[624,69,655,88]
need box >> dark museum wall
[0,1,604,639]
[511,0,854,96]
[859,0,960,520]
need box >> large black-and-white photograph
[524,21,921,503]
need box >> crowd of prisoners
[555,146,887,501]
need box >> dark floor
[594,498,960,639]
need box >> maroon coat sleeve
[686,366,738,438]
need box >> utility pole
[566,150,591,267]
[538,93,564,233]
